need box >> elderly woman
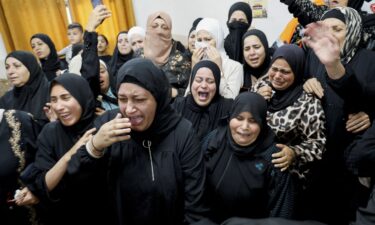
[127,26,145,53]
[135,11,191,98]
[202,92,296,224]
[172,60,233,141]
[78,58,207,225]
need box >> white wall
[132,0,293,46]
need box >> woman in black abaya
[22,74,108,225]
[224,2,252,63]
[172,60,233,141]
[0,51,49,126]
[30,33,63,81]
[202,92,296,224]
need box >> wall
[0,34,6,80]
[132,0,293,46]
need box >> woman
[301,7,375,223]
[253,44,326,178]
[97,34,111,64]
[98,60,118,112]
[202,92,295,224]
[127,26,145,53]
[172,60,233,141]
[80,58,207,225]
[0,109,40,225]
[0,51,49,126]
[192,18,243,99]
[241,29,272,92]
[224,1,253,63]
[23,74,107,225]
[108,31,133,93]
[135,11,191,98]
[30,33,63,81]
[186,17,203,59]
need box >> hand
[43,102,58,122]
[86,5,112,32]
[272,144,296,172]
[346,112,371,133]
[15,187,39,206]
[257,85,273,101]
[303,78,324,98]
[92,113,131,151]
[302,22,345,79]
[171,87,178,98]
[95,107,106,116]
[205,46,223,71]
[191,47,205,68]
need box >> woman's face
[229,10,248,24]
[196,30,217,48]
[31,38,51,59]
[322,18,346,50]
[118,82,157,132]
[191,67,217,107]
[50,84,82,126]
[99,64,110,93]
[117,33,132,55]
[188,30,197,52]
[230,111,261,146]
[268,58,295,91]
[151,18,169,34]
[243,35,266,68]
[97,35,108,53]
[5,57,31,87]
[130,34,144,52]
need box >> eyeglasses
[270,66,292,76]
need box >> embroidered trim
[5,110,40,225]
[5,110,25,173]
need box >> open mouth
[198,91,209,101]
[128,116,143,126]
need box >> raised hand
[86,5,112,32]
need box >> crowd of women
[1,1,375,225]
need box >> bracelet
[86,136,104,158]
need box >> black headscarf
[224,2,252,63]
[226,92,275,157]
[268,44,305,113]
[50,73,96,137]
[108,31,134,93]
[242,29,271,89]
[116,58,181,145]
[2,51,49,123]
[174,60,233,140]
[189,17,204,37]
[30,33,61,81]
[347,0,365,11]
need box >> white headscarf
[195,18,228,59]
[128,26,146,44]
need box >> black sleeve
[354,184,375,225]
[81,31,101,100]
[346,119,375,177]
[280,0,328,26]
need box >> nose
[249,48,256,55]
[53,100,64,112]
[125,101,136,115]
[240,120,249,129]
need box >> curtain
[0,0,68,53]
[0,0,135,54]
[69,0,136,54]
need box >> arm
[280,0,328,26]
[220,62,243,99]
[293,95,326,168]
[180,125,209,223]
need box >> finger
[111,134,131,143]
[280,165,289,172]
[351,122,370,133]
[272,157,287,164]
[275,143,285,149]
[274,160,289,168]
[112,128,131,137]
[84,128,97,136]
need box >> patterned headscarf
[321,7,362,64]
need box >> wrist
[87,136,105,158]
